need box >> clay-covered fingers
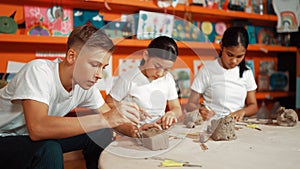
[229,113,238,122]
[160,112,177,129]
[235,116,243,122]
[140,123,162,130]
[229,114,243,122]
[229,110,245,122]
[199,109,215,121]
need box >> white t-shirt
[191,59,257,118]
[109,67,178,124]
[0,59,104,136]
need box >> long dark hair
[140,36,178,65]
[219,26,249,78]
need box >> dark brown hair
[67,23,114,53]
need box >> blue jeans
[0,128,113,169]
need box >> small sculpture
[184,109,203,128]
[140,128,169,151]
[211,116,237,141]
[0,11,18,34]
[276,107,298,127]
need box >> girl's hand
[229,110,245,122]
[199,106,216,121]
[157,111,177,129]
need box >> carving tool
[147,157,188,163]
[199,104,214,144]
[161,160,202,167]
[246,124,262,131]
[235,122,262,131]
[200,103,212,112]
[135,123,143,146]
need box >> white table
[99,123,300,169]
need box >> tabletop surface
[99,122,300,169]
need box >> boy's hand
[106,101,142,127]
[139,123,162,131]
[113,123,139,138]
[157,111,177,129]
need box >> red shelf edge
[1,35,297,53]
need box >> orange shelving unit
[1,0,277,24]
[256,91,295,100]
[85,0,277,25]
[0,34,67,44]
[1,35,297,52]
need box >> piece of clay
[199,120,214,143]
[256,101,270,119]
[276,107,298,127]
[199,132,210,143]
[140,128,169,150]
[211,116,237,141]
[184,109,203,128]
[200,143,208,150]
[270,101,281,119]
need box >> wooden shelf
[246,44,298,52]
[85,0,277,24]
[2,0,277,25]
[115,39,298,52]
[1,35,297,53]
[0,34,67,44]
[115,39,218,50]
